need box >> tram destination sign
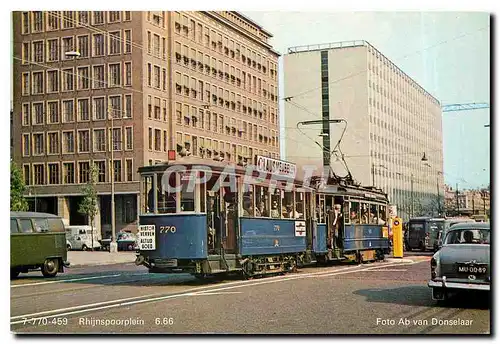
[255,155,297,179]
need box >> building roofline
[286,40,441,105]
[233,11,274,38]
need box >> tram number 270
[159,226,177,234]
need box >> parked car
[100,232,137,251]
[428,222,490,301]
[117,232,137,251]
[66,225,101,251]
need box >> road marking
[11,260,414,325]
[10,274,123,288]
[187,291,243,296]
[362,269,408,272]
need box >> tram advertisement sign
[138,225,156,251]
[256,155,297,179]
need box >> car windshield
[444,228,490,245]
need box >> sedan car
[428,222,490,301]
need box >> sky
[243,11,490,190]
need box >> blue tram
[135,155,390,278]
[312,181,390,263]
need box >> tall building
[12,11,279,234]
[283,41,444,220]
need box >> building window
[22,12,30,34]
[162,68,167,90]
[47,132,59,154]
[147,96,152,119]
[109,95,121,118]
[147,63,152,86]
[63,162,75,184]
[48,164,60,185]
[109,31,121,54]
[22,134,30,156]
[162,100,167,122]
[109,11,120,22]
[77,99,90,121]
[77,66,89,90]
[154,65,160,88]
[62,100,74,122]
[93,129,106,152]
[124,11,131,21]
[153,34,160,57]
[125,127,133,150]
[22,73,30,95]
[62,132,74,153]
[79,161,90,183]
[93,34,105,56]
[32,11,44,32]
[93,97,106,120]
[124,95,132,118]
[124,29,132,53]
[113,160,122,182]
[32,72,44,94]
[61,37,74,60]
[92,65,105,88]
[23,165,30,185]
[148,128,153,150]
[77,35,89,58]
[33,164,45,185]
[62,68,74,91]
[94,161,106,183]
[125,159,133,182]
[112,128,122,151]
[62,11,74,29]
[155,129,161,151]
[32,102,44,125]
[78,11,89,25]
[47,39,59,62]
[124,62,132,86]
[93,11,105,25]
[109,63,121,87]
[163,130,167,151]
[78,130,90,152]
[46,70,59,93]
[32,41,44,62]
[154,97,160,119]
[33,133,44,155]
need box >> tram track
[11,260,415,326]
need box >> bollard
[392,217,404,258]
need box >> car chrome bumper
[428,278,490,291]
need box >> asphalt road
[11,256,490,334]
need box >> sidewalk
[67,251,137,267]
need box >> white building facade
[283,41,444,220]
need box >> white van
[65,225,102,251]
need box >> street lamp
[65,51,81,58]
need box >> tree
[10,161,28,211]
[78,165,99,250]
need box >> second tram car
[135,155,390,279]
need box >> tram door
[326,196,344,250]
[221,180,238,254]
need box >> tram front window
[142,175,154,214]
[158,173,176,214]
[271,189,281,218]
[180,173,195,212]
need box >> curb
[66,261,135,268]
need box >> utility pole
[455,183,459,217]
[108,104,117,253]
